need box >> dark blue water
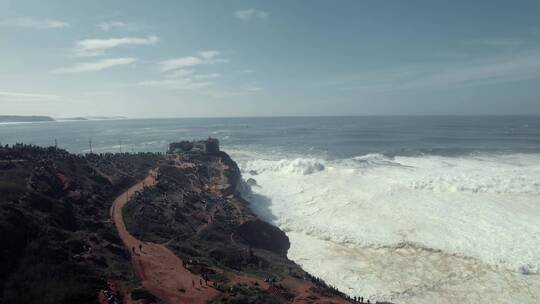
[1,116,539,159]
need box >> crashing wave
[241,152,540,303]
[246,158,326,175]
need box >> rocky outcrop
[236,219,290,256]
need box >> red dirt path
[111,170,218,304]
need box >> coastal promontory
[0,140,365,304]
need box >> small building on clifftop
[168,138,220,155]
[193,138,219,154]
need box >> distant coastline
[0,115,130,123]
[56,116,128,121]
[0,115,55,123]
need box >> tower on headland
[193,138,219,154]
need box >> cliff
[123,149,357,303]
[0,143,363,304]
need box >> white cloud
[159,50,226,72]
[138,78,213,90]
[52,57,136,73]
[97,21,127,31]
[235,9,269,21]
[0,17,69,29]
[147,50,227,90]
[0,90,62,101]
[74,35,158,57]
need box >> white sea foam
[238,152,540,303]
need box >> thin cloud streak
[74,35,158,57]
[51,57,136,73]
[97,21,127,31]
[205,86,264,98]
[466,37,524,48]
[0,17,69,29]
[235,9,269,21]
[342,52,540,93]
[160,56,203,71]
[138,79,213,90]
[159,50,226,72]
[0,90,62,101]
[193,73,221,80]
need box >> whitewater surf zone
[235,151,540,304]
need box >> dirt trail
[111,170,218,304]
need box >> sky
[1,0,540,118]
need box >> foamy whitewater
[1,116,539,303]
[238,153,540,303]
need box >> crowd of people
[101,282,122,304]
[0,143,71,161]
[298,271,373,303]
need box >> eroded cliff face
[124,151,355,304]
[124,151,293,270]
[218,151,291,257]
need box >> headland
[0,139,388,304]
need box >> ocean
[1,116,539,303]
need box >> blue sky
[1,0,540,117]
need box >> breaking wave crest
[247,158,326,175]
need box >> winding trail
[111,170,218,304]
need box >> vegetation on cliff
[0,144,159,304]
[0,143,364,304]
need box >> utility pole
[89,138,93,154]
[54,138,58,150]
[119,139,122,153]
